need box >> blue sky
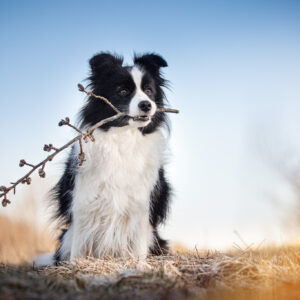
[1,0,300,248]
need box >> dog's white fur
[34,67,166,266]
[61,127,165,260]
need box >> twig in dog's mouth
[0,84,179,207]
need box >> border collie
[35,52,172,266]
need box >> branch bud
[0,186,7,192]
[58,120,65,126]
[58,117,70,127]
[19,159,26,167]
[78,152,85,162]
[78,83,85,92]
[2,198,10,207]
[43,144,53,152]
[38,168,46,178]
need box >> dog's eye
[144,88,152,96]
[119,89,128,96]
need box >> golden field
[0,215,300,299]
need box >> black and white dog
[35,52,171,265]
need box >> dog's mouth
[132,115,151,122]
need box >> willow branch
[0,84,179,207]
[78,84,121,114]
[157,108,179,114]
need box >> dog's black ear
[134,53,167,74]
[89,52,123,74]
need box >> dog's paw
[32,253,54,268]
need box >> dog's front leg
[133,218,153,259]
[70,221,85,260]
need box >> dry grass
[0,216,300,299]
[0,215,56,265]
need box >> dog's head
[79,52,168,133]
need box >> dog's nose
[138,100,152,112]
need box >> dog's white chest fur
[60,127,165,259]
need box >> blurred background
[0,0,300,262]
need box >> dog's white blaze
[129,66,157,118]
[58,126,165,260]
